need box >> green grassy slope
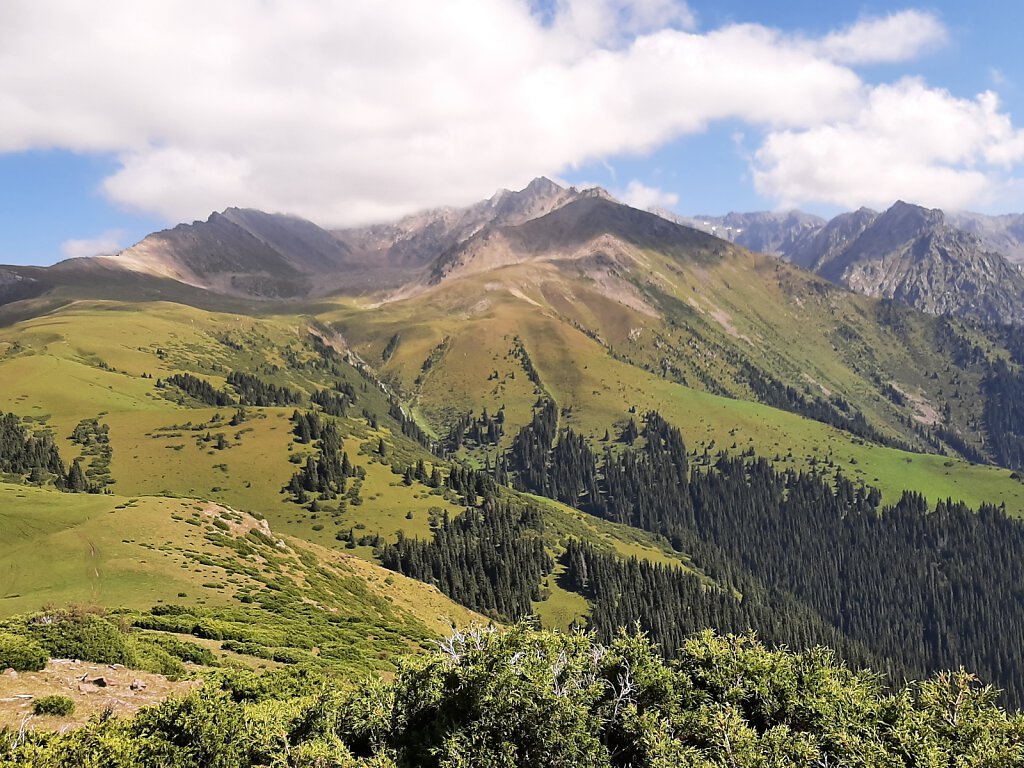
[0,298,699,632]
[0,481,480,641]
[327,267,1024,514]
[3,239,1024,645]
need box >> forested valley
[378,403,1024,708]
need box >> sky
[3,1,1024,265]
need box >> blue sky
[3,1,1024,265]
[565,2,1024,214]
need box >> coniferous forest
[380,500,551,621]
[489,405,1024,707]
[0,412,64,481]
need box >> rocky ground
[0,659,201,731]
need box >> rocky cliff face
[801,202,1024,325]
[845,241,1024,322]
[786,208,877,271]
[680,202,1024,326]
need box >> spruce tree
[65,459,89,493]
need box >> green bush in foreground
[31,696,75,717]
[21,609,135,666]
[3,625,1023,766]
[0,631,48,672]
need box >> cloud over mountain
[2,1,1021,223]
[753,79,1024,212]
[60,230,126,260]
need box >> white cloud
[619,180,679,210]
[753,79,1024,211]
[817,10,947,65]
[60,230,126,260]
[1,1,1014,223]
[549,0,696,50]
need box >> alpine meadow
[4,2,1024,765]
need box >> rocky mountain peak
[786,201,1024,324]
[522,176,563,197]
[871,201,946,241]
[484,177,579,225]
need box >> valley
[3,180,1024,762]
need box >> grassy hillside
[326,268,1024,514]
[2,289,1022,630]
[4,241,1024,707]
[0,298,703,633]
[0,481,479,632]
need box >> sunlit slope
[326,262,1024,514]
[0,299,701,571]
[619,244,984,446]
[393,195,990,459]
[0,482,480,638]
[0,486,207,614]
[0,302,468,544]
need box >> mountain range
[9,177,1024,473]
[15,177,1024,329]
[83,177,596,299]
[680,202,1024,325]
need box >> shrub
[131,642,187,680]
[33,695,75,716]
[150,604,194,616]
[269,647,310,665]
[151,636,218,667]
[7,626,1024,766]
[132,689,247,767]
[29,611,135,666]
[0,631,48,671]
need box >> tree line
[159,371,302,408]
[0,411,107,493]
[284,410,355,504]
[0,412,64,484]
[738,360,909,449]
[444,406,504,453]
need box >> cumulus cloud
[0,1,1017,222]
[816,10,947,65]
[753,79,1024,211]
[548,0,697,50]
[60,230,126,260]
[619,180,679,210]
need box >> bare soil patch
[0,659,201,731]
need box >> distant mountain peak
[666,200,1024,325]
[523,176,563,195]
[426,191,724,286]
[875,200,945,229]
[577,185,615,201]
[670,209,825,256]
